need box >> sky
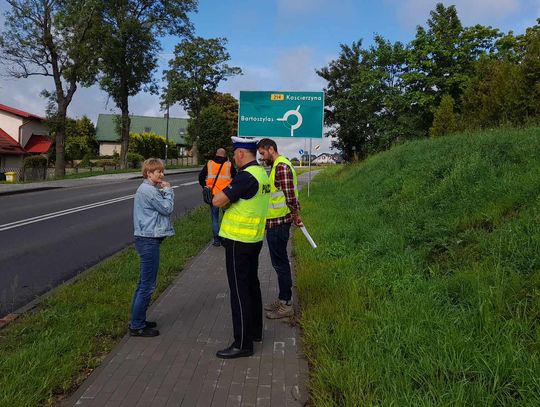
[0,0,539,158]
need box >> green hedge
[23,155,47,169]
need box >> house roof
[0,128,27,155]
[25,134,53,153]
[95,114,189,145]
[0,103,45,121]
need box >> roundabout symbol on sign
[277,105,303,137]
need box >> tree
[64,116,98,162]
[0,0,102,177]
[163,36,242,161]
[99,0,197,169]
[404,3,500,134]
[190,105,232,160]
[429,94,459,136]
[317,38,408,159]
[210,92,239,137]
[317,40,366,159]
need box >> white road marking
[0,181,198,232]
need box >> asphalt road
[0,172,203,317]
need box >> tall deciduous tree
[317,40,365,159]
[0,0,102,177]
[404,3,499,134]
[189,105,231,160]
[163,36,242,161]
[99,0,197,169]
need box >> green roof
[95,114,189,145]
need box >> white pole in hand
[300,225,317,249]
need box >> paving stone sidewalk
[67,239,309,407]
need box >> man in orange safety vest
[198,148,236,246]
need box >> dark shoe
[212,239,221,247]
[216,344,253,359]
[145,321,157,328]
[129,327,160,337]
[253,335,262,342]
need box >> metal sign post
[308,139,312,197]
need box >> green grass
[294,127,540,406]
[0,207,210,407]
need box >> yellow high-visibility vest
[267,155,298,219]
[219,165,270,243]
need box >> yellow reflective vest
[219,164,270,243]
[267,155,298,220]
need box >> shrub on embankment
[295,127,540,405]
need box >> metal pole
[165,104,170,164]
[308,138,312,197]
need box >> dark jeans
[266,223,292,302]
[210,205,221,240]
[222,238,263,350]
[130,236,162,329]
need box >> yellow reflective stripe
[220,224,259,237]
[224,213,265,225]
[270,202,287,209]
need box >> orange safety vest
[206,160,233,193]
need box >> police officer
[212,137,270,359]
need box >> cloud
[387,0,522,29]
[219,46,326,98]
[0,73,188,123]
[274,47,326,91]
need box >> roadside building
[300,153,317,165]
[312,152,344,165]
[0,103,52,171]
[95,113,189,157]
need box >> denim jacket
[133,180,175,238]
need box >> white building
[312,152,340,165]
[0,103,51,170]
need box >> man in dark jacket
[199,148,237,246]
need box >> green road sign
[238,91,324,138]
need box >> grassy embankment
[295,127,540,405]
[0,207,211,407]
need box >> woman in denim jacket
[130,158,174,337]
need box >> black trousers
[222,238,263,350]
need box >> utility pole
[164,104,170,164]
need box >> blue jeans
[211,205,221,240]
[130,237,162,329]
[266,223,292,302]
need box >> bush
[23,155,47,169]
[127,152,144,168]
[95,159,118,169]
[79,153,93,168]
[128,132,178,159]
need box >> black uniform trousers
[222,237,263,351]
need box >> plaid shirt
[266,162,300,229]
